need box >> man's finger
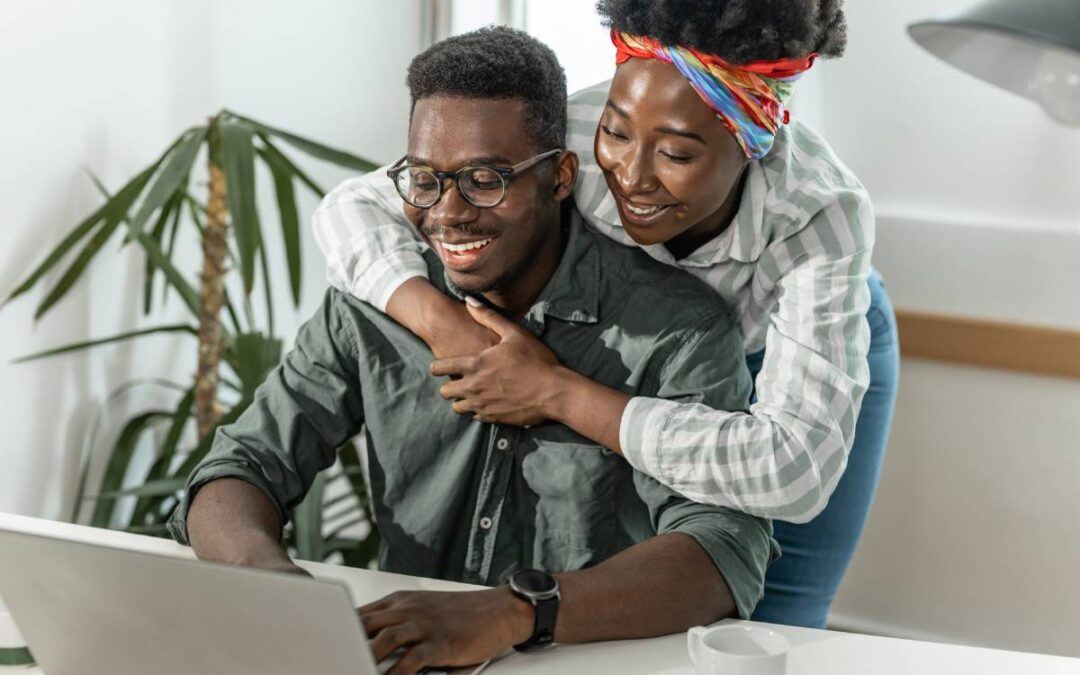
[384,643,437,675]
[356,599,389,615]
[360,608,408,637]
[430,356,474,377]
[356,591,400,615]
[465,297,519,340]
[369,622,423,664]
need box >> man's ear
[553,150,579,202]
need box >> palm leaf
[89,410,173,528]
[291,471,328,562]
[124,214,202,317]
[69,379,188,523]
[31,163,158,319]
[3,141,169,309]
[144,192,183,314]
[183,191,208,234]
[320,491,358,515]
[12,324,197,363]
[83,169,202,318]
[137,398,252,522]
[341,531,380,568]
[219,119,260,293]
[338,441,379,568]
[181,193,242,334]
[227,333,283,399]
[257,144,302,306]
[257,134,326,196]
[257,222,275,336]
[222,287,245,337]
[99,477,187,499]
[325,515,367,541]
[340,441,375,519]
[159,190,185,306]
[237,114,378,173]
[171,398,250,479]
[128,128,205,232]
[131,387,194,525]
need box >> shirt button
[496,438,510,450]
[479,516,493,530]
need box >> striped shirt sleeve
[311,167,429,311]
[619,188,874,523]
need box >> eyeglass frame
[386,148,563,209]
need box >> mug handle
[687,625,707,669]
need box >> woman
[313,0,899,629]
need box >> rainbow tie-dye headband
[612,31,816,160]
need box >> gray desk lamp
[909,0,1080,125]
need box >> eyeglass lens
[394,166,506,208]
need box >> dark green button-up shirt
[168,211,778,618]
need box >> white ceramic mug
[687,624,790,675]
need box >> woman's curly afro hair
[596,0,847,65]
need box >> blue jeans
[748,269,900,628]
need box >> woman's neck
[665,167,748,261]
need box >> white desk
[2,513,1078,675]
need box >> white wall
[0,0,421,520]
[816,0,1080,658]
[524,2,614,94]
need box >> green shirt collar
[441,207,601,329]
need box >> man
[167,26,775,675]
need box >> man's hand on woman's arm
[186,478,309,577]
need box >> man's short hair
[406,25,568,151]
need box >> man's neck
[482,208,568,321]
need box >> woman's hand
[431,299,562,427]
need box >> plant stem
[195,119,228,439]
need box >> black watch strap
[509,569,560,652]
[514,594,558,652]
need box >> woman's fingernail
[465,296,482,307]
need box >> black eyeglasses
[387,149,562,209]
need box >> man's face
[404,96,560,295]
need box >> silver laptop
[0,524,382,675]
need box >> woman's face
[595,57,749,251]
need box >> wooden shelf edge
[895,310,1080,380]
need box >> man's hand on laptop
[357,587,531,675]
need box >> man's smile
[431,235,497,270]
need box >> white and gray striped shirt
[312,81,874,523]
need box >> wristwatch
[508,569,560,652]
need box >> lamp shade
[909,0,1080,125]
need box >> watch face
[512,569,557,594]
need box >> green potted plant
[4,110,381,569]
